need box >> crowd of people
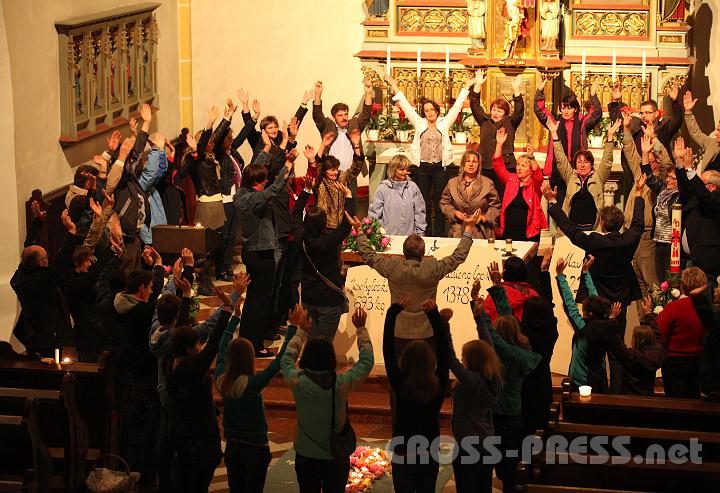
[8,71,720,493]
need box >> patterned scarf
[316,177,345,229]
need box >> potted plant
[451,111,474,144]
[394,108,413,142]
[590,116,609,148]
[366,102,383,141]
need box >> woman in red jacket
[493,128,547,241]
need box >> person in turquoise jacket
[486,266,542,493]
[281,306,374,493]
[215,300,300,493]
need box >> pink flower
[362,217,372,225]
[351,229,358,237]
[380,236,391,247]
[342,239,347,246]
[660,281,669,292]
[365,228,372,235]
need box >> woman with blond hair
[446,292,503,493]
[657,266,709,398]
[215,299,298,493]
[369,154,426,235]
[440,149,500,239]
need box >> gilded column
[178,0,193,129]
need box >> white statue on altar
[540,0,560,51]
[466,0,487,48]
[503,0,525,60]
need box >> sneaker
[255,348,274,358]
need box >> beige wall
[0,0,180,342]
[190,0,367,170]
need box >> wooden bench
[518,451,720,492]
[560,378,720,432]
[0,398,50,493]
[0,374,87,492]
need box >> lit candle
[54,349,60,364]
[417,46,421,78]
[445,46,450,78]
[62,357,72,364]
[579,385,592,397]
[505,238,513,253]
[581,49,586,80]
[670,203,682,273]
[641,50,647,83]
[611,49,616,82]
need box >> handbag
[302,243,350,313]
[329,373,357,459]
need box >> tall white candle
[55,348,60,364]
[581,49,586,80]
[612,49,617,82]
[445,46,450,78]
[386,45,391,74]
[417,46,421,78]
[642,50,647,83]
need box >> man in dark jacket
[113,247,165,486]
[544,176,646,394]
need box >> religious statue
[540,0,560,51]
[366,0,389,18]
[466,0,487,49]
[503,0,527,60]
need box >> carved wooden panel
[574,10,648,37]
[397,7,468,33]
[571,73,648,110]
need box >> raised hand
[590,79,599,97]
[333,181,352,198]
[279,120,289,148]
[288,304,310,333]
[61,209,76,235]
[474,69,486,92]
[582,254,595,273]
[607,119,622,139]
[185,133,197,152]
[303,144,316,162]
[288,116,299,139]
[546,117,560,135]
[213,286,232,307]
[88,197,102,217]
[674,136,686,160]
[148,246,162,266]
[667,82,679,101]
[118,136,136,161]
[224,98,237,118]
[302,88,315,105]
[149,131,165,149]
[302,175,315,192]
[612,81,622,102]
[642,121,655,139]
[495,127,508,146]
[684,147,695,170]
[541,181,558,202]
[31,200,46,221]
[128,117,138,136]
[251,99,260,119]
[683,90,697,113]
[322,131,335,148]
[285,148,299,164]
[640,133,653,155]
[314,80,324,99]
[181,247,194,267]
[525,143,535,157]
[540,248,553,272]
[234,296,245,318]
[352,307,368,328]
[609,302,622,319]
[363,77,374,98]
[175,276,193,298]
[172,257,183,281]
[635,173,647,195]
[349,128,362,148]
[207,105,219,128]
[439,308,453,321]
[487,261,502,286]
[640,295,652,316]
[141,103,152,122]
[511,74,522,95]
[384,73,398,92]
[233,271,251,295]
[92,154,107,168]
[261,129,272,151]
[555,257,566,275]
[471,277,482,301]
[537,75,547,92]
[623,112,632,129]
[344,211,363,230]
[107,130,122,152]
[464,76,477,90]
[236,88,249,105]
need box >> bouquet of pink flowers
[346,446,391,492]
[343,216,392,253]
[649,271,681,314]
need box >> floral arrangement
[648,272,681,314]
[450,111,475,134]
[367,103,386,130]
[343,217,392,252]
[394,106,413,131]
[346,446,391,492]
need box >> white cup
[578,385,592,397]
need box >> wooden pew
[560,378,720,432]
[0,373,87,492]
[0,398,50,493]
[518,451,720,492]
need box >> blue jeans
[303,303,342,342]
[224,441,271,493]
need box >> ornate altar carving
[397,7,468,33]
[55,3,160,144]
